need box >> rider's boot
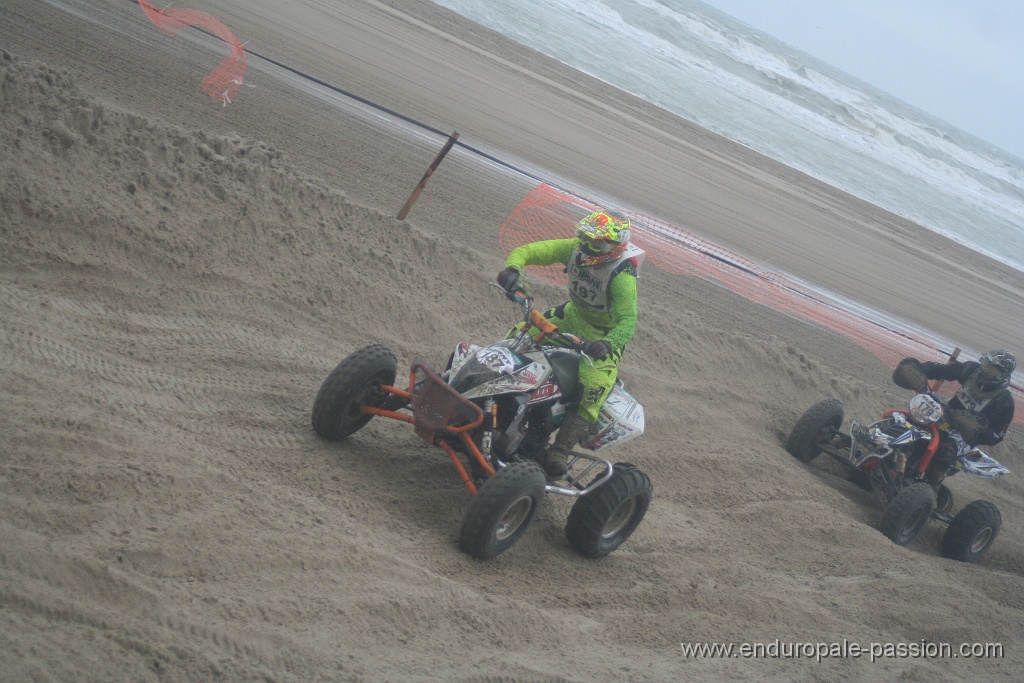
[546,412,591,477]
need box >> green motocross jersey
[504,237,644,353]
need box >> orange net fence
[500,184,1024,423]
[137,0,247,105]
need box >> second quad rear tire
[941,500,1001,563]
[459,461,547,560]
[786,398,844,463]
[312,344,398,440]
[880,482,936,546]
[566,463,653,558]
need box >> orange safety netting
[500,184,1024,423]
[137,0,247,105]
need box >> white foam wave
[434,0,1024,271]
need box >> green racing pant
[508,302,623,424]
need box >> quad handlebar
[491,283,594,363]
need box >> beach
[1,1,1022,681]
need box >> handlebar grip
[561,333,583,346]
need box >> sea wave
[434,0,1024,272]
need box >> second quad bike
[786,370,1009,562]
[311,294,652,560]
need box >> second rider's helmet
[975,350,1016,393]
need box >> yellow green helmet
[575,210,631,255]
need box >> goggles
[576,230,616,254]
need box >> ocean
[432,0,1024,274]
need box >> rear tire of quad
[785,398,844,463]
[566,463,653,558]
[941,500,1001,563]
[880,482,936,546]
[458,461,547,560]
[312,344,398,441]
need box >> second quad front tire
[458,461,547,560]
[785,398,844,463]
[880,482,936,546]
[566,463,653,558]
[312,344,398,441]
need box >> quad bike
[311,293,652,560]
[786,362,1009,563]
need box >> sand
[1,1,1022,681]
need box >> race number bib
[955,386,992,413]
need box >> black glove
[582,339,612,360]
[497,267,521,299]
[892,357,928,393]
[497,267,519,290]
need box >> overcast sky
[699,0,1024,160]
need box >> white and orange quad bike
[786,376,1009,563]
[312,294,652,560]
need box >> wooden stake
[397,131,460,220]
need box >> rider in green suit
[497,210,644,476]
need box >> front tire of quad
[880,482,936,546]
[941,500,1001,563]
[785,398,844,463]
[458,461,547,560]
[566,463,653,558]
[312,344,398,441]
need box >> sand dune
[2,1,1022,681]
